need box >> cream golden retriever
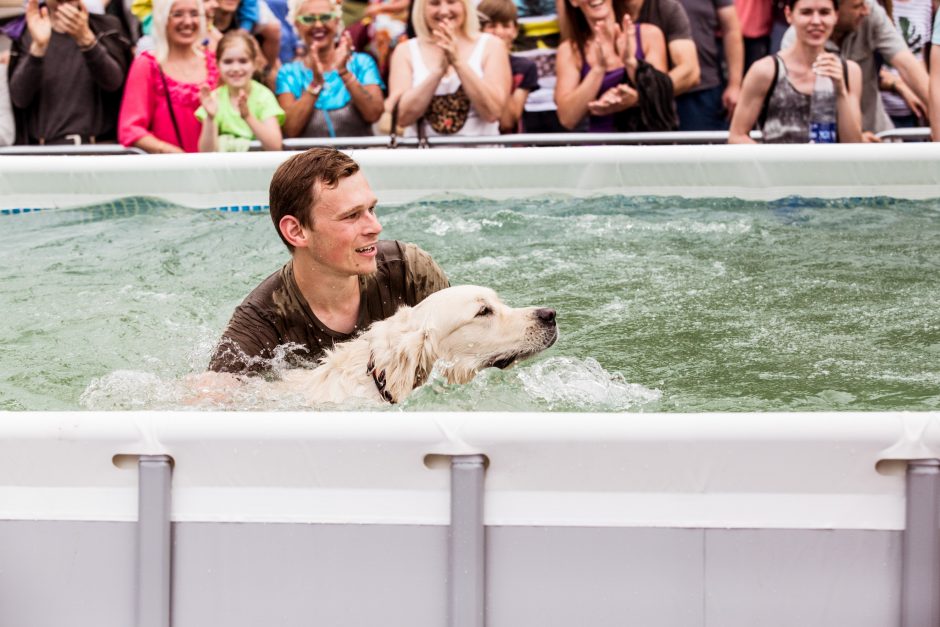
[275,285,558,405]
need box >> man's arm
[717,3,743,117]
[667,38,700,96]
[888,49,929,110]
[930,44,940,139]
[208,305,281,374]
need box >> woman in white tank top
[386,0,511,138]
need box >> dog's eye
[476,305,493,317]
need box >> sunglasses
[296,12,338,24]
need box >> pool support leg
[449,454,486,627]
[136,455,173,627]
[902,459,940,627]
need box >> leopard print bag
[425,86,471,134]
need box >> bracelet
[337,68,350,79]
[305,82,323,97]
[78,37,98,52]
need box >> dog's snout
[535,308,556,325]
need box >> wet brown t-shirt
[208,240,449,374]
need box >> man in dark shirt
[629,0,701,96]
[209,148,450,375]
[9,0,131,145]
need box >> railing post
[902,459,940,627]
[449,454,486,627]
[136,455,173,627]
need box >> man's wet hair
[269,148,360,252]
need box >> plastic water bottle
[808,69,836,143]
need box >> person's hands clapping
[25,0,52,57]
[55,0,96,48]
[198,85,218,118]
[587,83,638,116]
[617,14,638,71]
[236,90,250,118]
[305,46,327,91]
[331,30,353,72]
[431,18,458,71]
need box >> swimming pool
[1,187,939,412]
[2,146,940,625]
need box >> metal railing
[0,127,931,155]
[0,144,146,156]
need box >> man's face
[837,0,869,32]
[305,172,383,277]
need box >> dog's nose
[536,308,556,325]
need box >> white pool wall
[1,411,937,530]
[2,144,940,213]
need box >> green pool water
[1,195,938,411]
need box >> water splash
[517,357,660,410]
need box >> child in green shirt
[196,31,285,151]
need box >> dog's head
[366,285,558,401]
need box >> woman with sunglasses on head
[276,0,385,137]
[386,0,510,138]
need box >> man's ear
[279,215,308,249]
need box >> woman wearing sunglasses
[276,0,385,137]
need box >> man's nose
[364,211,382,235]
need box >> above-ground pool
[1,191,939,411]
[2,146,940,627]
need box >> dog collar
[367,354,396,404]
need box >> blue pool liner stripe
[2,205,270,216]
[214,205,269,212]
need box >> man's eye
[476,306,492,317]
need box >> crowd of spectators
[0,0,938,150]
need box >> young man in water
[208,148,449,375]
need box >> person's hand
[616,14,637,71]
[896,80,928,120]
[861,130,882,143]
[332,30,353,72]
[158,141,185,153]
[305,47,327,90]
[198,84,218,118]
[722,83,740,119]
[587,83,638,116]
[236,90,250,118]
[25,0,52,57]
[593,19,619,69]
[585,39,607,73]
[813,52,846,95]
[55,0,96,48]
[432,18,458,70]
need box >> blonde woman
[119,0,219,152]
[276,0,385,137]
[386,0,510,137]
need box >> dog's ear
[367,308,438,402]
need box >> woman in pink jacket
[119,0,219,152]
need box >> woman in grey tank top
[727,0,862,144]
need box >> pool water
[2,195,939,411]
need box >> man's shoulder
[238,265,290,311]
[641,0,693,41]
